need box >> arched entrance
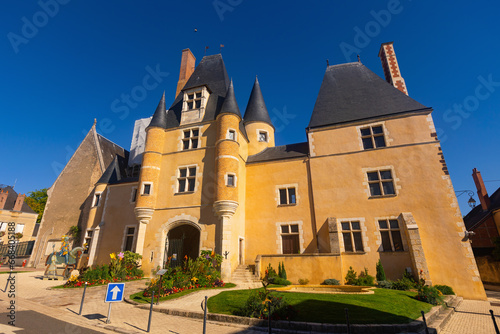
[164,224,200,268]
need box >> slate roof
[149,92,167,129]
[308,62,431,129]
[217,80,241,119]
[96,133,128,170]
[0,186,36,214]
[464,187,500,230]
[243,77,273,127]
[97,154,137,185]
[164,54,230,129]
[247,142,309,163]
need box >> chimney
[378,42,409,95]
[175,49,196,98]
[13,193,26,211]
[472,168,491,210]
[0,190,8,210]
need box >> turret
[243,77,275,155]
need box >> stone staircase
[231,265,261,287]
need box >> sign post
[155,269,167,305]
[104,282,125,324]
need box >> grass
[0,271,31,274]
[129,283,237,304]
[207,288,433,324]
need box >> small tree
[376,260,386,281]
[281,261,287,280]
[278,262,282,278]
[345,266,357,285]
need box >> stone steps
[231,265,260,283]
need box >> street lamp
[455,190,477,208]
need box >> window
[258,131,268,142]
[15,224,24,234]
[186,91,202,110]
[367,170,395,197]
[142,183,152,195]
[281,224,300,254]
[131,188,137,203]
[84,230,93,254]
[92,193,101,207]
[360,125,386,149]
[378,219,404,252]
[226,174,236,187]
[182,128,199,150]
[124,227,136,252]
[227,129,236,141]
[341,221,364,252]
[0,223,6,232]
[279,187,296,205]
[178,166,196,193]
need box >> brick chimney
[378,42,409,95]
[0,190,8,210]
[13,193,26,211]
[175,49,196,98]
[472,168,491,210]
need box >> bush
[236,290,297,320]
[376,260,386,282]
[278,262,287,280]
[270,277,291,286]
[298,278,309,285]
[434,285,455,295]
[417,285,443,305]
[323,279,340,285]
[345,267,357,285]
[392,277,415,291]
[356,268,375,286]
[377,280,393,289]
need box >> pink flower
[118,252,124,260]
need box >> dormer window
[181,87,209,125]
[187,91,202,110]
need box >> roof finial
[204,46,209,56]
[326,59,329,67]
[357,54,361,62]
[93,118,97,126]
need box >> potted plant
[14,232,23,240]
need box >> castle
[30,42,486,299]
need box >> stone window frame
[121,225,137,252]
[92,191,102,207]
[362,166,400,198]
[141,182,153,196]
[356,122,392,151]
[337,217,370,254]
[181,127,201,150]
[275,183,299,207]
[227,128,237,141]
[130,186,138,204]
[276,221,304,254]
[374,217,407,252]
[225,172,237,187]
[182,87,208,112]
[257,129,269,143]
[176,165,197,194]
[15,224,24,234]
[83,229,93,254]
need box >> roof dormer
[181,86,210,125]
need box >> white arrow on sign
[110,286,121,300]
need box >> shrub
[434,285,455,295]
[376,260,386,282]
[392,277,415,291]
[356,268,375,286]
[270,277,291,286]
[417,285,443,305]
[345,267,357,285]
[236,289,297,320]
[377,280,393,289]
[298,278,309,285]
[279,262,287,280]
[323,279,340,285]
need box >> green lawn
[207,288,433,324]
[130,283,237,304]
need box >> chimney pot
[472,168,491,211]
[378,42,409,95]
[175,49,196,98]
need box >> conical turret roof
[148,92,167,128]
[243,77,273,127]
[217,79,241,118]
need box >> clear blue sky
[1,0,499,215]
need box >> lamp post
[455,190,476,208]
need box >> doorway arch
[164,224,200,268]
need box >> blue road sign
[105,283,125,303]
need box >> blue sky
[1,0,499,215]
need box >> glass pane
[362,137,374,149]
[378,220,388,229]
[288,188,296,204]
[389,220,399,229]
[87,231,93,237]
[279,189,287,205]
[195,100,201,108]
[391,231,404,251]
[127,227,135,235]
[367,172,379,181]
[228,131,235,140]
[178,179,186,192]
[191,139,198,149]
[374,135,386,148]
[343,233,353,252]
[290,224,299,233]
[179,169,187,177]
[360,128,371,136]
[188,178,195,191]
[369,183,382,196]
[227,175,234,186]
[351,221,361,230]
[183,140,190,150]
[188,94,194,100]
[381,231,392,251]
[132,189,137,202]
[281,225,289,234]
[187,101,193,109]
[353,232,364,252]
[382,181,395,195]
[380,170,392,180]
[259,132,267,142]
[192,129,199,136]
[125,236,134,252]
[189,167,196,176]
[196,92,202,98]
[143,184,151,195]
[372,126,383,134]
[184,130,190,138]
[341,222,350,230]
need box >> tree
[25,188,48,224]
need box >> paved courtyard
[1,269,500,333]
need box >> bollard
[490,310,500,334]
[421,311,430,334]
[78,282,87,315]
[201,296,208,334]
[147,291,154,332]
[157,274,163,305]
[345,308,350,334]
[268,301,272,334]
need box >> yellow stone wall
[245,122,275,156]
